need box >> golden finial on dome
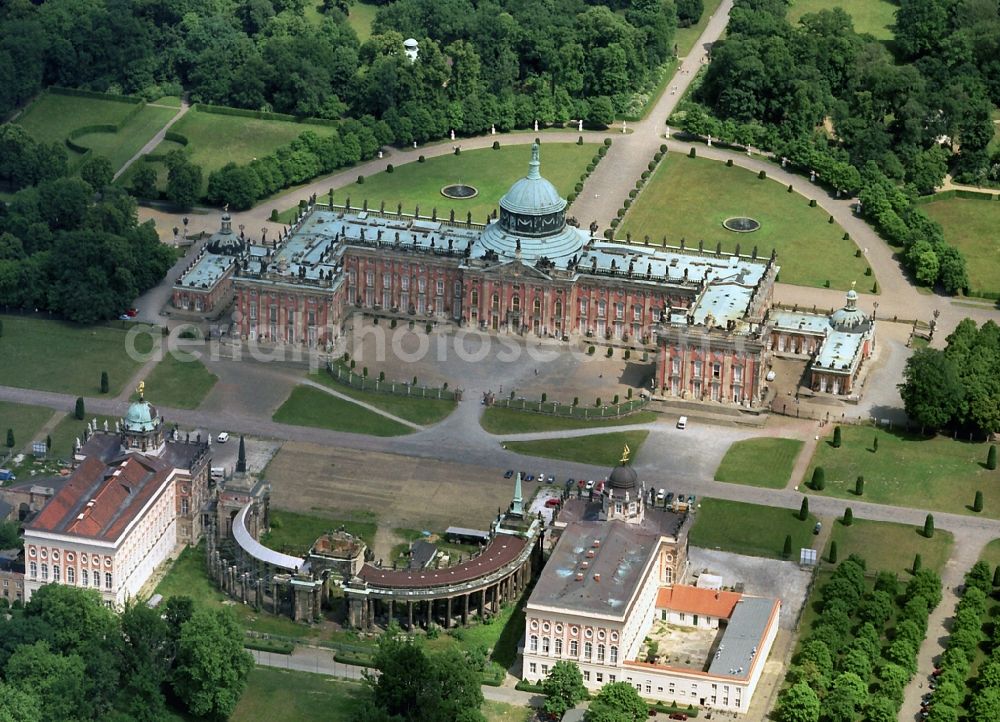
[137,380,145,400]
[620,444,631,465]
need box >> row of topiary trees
[775,555,941,722]
[923,561,1000,721]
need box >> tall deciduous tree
[80,156,114,192]
[586,681,647,721]
[775,681,820,722]
[542,660,587,717]
[170,608,253,720]
[898,348,964,429]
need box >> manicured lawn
[922,197,1000,297]
[71,104,177,173]
[787,0,897,41]
[483,701,533,722]
[347,1,378,42]
[16,92,138,146]
[155,543,323,639]
[166,107,340,194]
[619,155,870,291]
[331,143,596,222]
[714,437,804,489]
[481,406,658,434]
[310,372,455,425]
[231,669,365,722]
[805,425,999,517]
[826,517,953,576]
[0,401,54,456]
[0,315,155,396]
[689,498,818,560]
[151,96,183,108]
[261,509,377,555]
[503,430,649,467]
[676,0,725,57]
[141,352,218,409]
[273,386,413,436]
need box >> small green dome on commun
[123,381,160,432]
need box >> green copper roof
[499,144,566,216]
[124,399,158,432]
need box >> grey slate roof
[706,596,779,678]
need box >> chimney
[594,574,601,582]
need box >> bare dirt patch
[264,441,519,536]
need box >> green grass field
[689,498,818,559]
[502,430,648,467]
[0,401,54,456]
[619,155,870,291]
[72,104,177,173]
[347,1,378,42]
[922,198,1000,297]
[787,0,897,41]
[481,407,658,434]
[151,96,183,108]
[261,509,377,555]
[155,543,324,639]
[330,143,597,222]
[0,315,155,396]
[166,107,340,194]
[714,437,804,489]
[310,372,455,425]
[231,670,364,722]
[826,517,952,575]
[140,353,218,409]
[806,425,999,517]
[16,92,138,146]
[273,386,413,436]
[980,538,1000,570]
[15,93,176,174]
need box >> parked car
[504,470,514,479]
[656,489,665,501]
[578,479,586,488]
[676,415,688,429]
[546,475,555,484]
[566,478,575,488]
[545,498,560,508]
[585,480,595,490]
[765,369,776,381]
[688,495,697,505]
[216,432,230,443]
[126,308,138,317]
[0,470,15,482]
[666,492,674,504]
[669,714,689,721]
[813,522,823,534]
[525,474,535,482]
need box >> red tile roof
[27,454,174,543]
[656,585,742,619]
[360,534,527,589]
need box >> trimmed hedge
[334,650,375,667]
[193,103,339,127]
[49,86,142,104]
[244,638,294,654]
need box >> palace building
[180,144,874,402]
[21,386,211,607]
[522,454,780,715]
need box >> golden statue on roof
[620,444,631,465]
[137,380,145,399]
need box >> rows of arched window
[528,635,618,664]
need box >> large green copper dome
[473,143,588,264]
[498,144,567,219]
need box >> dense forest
[683,0,1000,294]
[0,173,176,323]
[0,0,691,131]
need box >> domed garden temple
[211,144,874,404]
